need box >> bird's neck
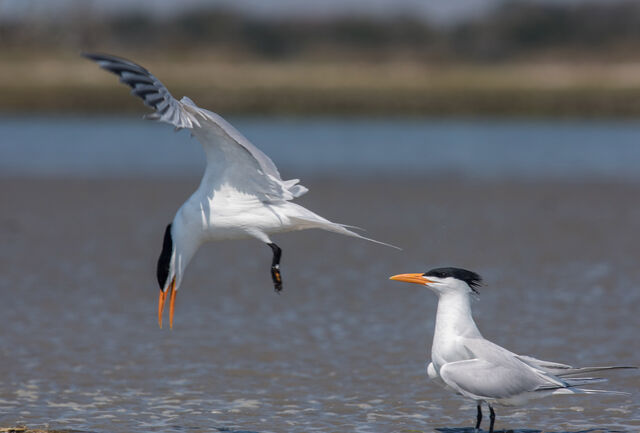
[171,212,203,287]
[431,292,482,366]
[434,291,481,338]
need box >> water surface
[1,117,639,433]
[2,115,640,179]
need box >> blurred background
[4,0,640,115]
[1,1,639,433]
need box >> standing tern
[389,267,635,433]
[83,53,395,329]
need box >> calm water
[1,116,639,433]
[2,115,640,179]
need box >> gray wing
[439,358,547,400]
[181,98,308,200]
[82,52,196,129]
[439,337,567,400]
[83,52,307,201]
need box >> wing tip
[80,51,99,60]
[81,51,119,64]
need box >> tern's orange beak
[158,289,166,328]
[158,277,177,329]
[389,273,433,285]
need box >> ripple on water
[1,176,639,433]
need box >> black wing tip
[82,51,123,61]
[81,51,125,63]
[82,51,166,109]
[81,51,150,72]
[80,51,97,60]
[80,51,100,60]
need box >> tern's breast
[431,335,474,372]
[204,198,293,240]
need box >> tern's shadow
[436,428,541,433]
[215,428,260,433]
[167,427,260,433]
[436,428,629,433]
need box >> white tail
[287,212,401,250]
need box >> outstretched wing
[82,52,197,128]
[83,52,308,201]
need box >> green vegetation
[4,56,640,117]
[3,1,640,116]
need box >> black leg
[475,403,483,430]
[488,405,495,433]
[268,243,283,292]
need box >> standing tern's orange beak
[389,273,433,285]
[158,277,176,329]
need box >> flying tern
[390,267,635,433]
[84,53,395,329]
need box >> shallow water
[1,117,639,432]
[2,115,640,180]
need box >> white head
[390,267,482,296]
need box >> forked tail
[551,387,630,397]
[556,365,638,377]
[288,214,400,250]
[518,355,638,378]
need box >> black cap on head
[156,223,173,289]
[424,267,482,293]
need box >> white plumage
[390,267,634,433]
[84,53,395,329]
